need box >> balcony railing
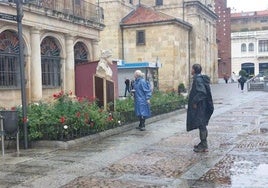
[25,0,104,26]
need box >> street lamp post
[16,0,28,149]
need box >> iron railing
[25,0,104,25]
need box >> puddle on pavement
[230,162,268,187]
[198,155,268,187]
[260,128,268,134]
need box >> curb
[31,109,186,149]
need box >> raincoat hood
[201,75,211,84]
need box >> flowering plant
[13,89,186,141]
[16,91,120,141]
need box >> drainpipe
[188,29,191,89]
[183,0,185,21]
[121,26,124,60]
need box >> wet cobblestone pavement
[1,83,268,188]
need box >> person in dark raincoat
[133,70,152,131]
[238,75,247,92]
[186,64,214,152]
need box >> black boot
[136,116,143,130]
[140,117,146,131]
[193,129,208,152]
[136,122,141,129]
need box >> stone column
[65,34,75,93]
[92,40,100,61]
[30,28,42,101]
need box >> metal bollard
[0,115,4,156]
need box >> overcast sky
[227,0,268,12]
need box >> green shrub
[15,90,187,141]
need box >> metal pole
[16,0,28,149]
[1,116,4,156]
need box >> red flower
[76,112,81,117]
[77,97,83,102]
[107,116,113,121]
[53,90,64,99]
[11,107,16,111]
[22,117,28,123]
[60,116,66,124]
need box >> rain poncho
[186,74,214,131]
[133,77,152,118]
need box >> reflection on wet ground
[1,83,268,188]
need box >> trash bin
[0,110,18,136]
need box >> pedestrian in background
[133,70,152,131]
[186,64,214,152]
[238,75,247,92]
[124,78,130,97]
[223,73,229,84]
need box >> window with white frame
[248,43,254,52]
[241,43,247,52]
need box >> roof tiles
[122,5,174,25]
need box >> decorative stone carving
[96,50,113,78]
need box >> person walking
[238,75,247,92]
[133,70,152,131]
[186,64,214,152]
[223,73,229,84]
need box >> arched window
[241,43,247,52]
[41,37,61,87]
[248,43,254,52]
[0,30,21,88]
[74,42,88,64]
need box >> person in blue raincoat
[132,70,152,131]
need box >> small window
[75,0,81,5]
[129,0,133,4]
[156,0,163,6]
[241,43,247,52]
[136,30,145,46]
[248,43,254,52]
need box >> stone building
[0,0,104,108]
[231,10,268,76]
[98,0,218,91]
[215,0,231,81]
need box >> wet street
[1,83,268,188]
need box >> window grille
[41,37,61,88]
[74,42,88,64]
[0,30,20,89]
[259,40,268,52]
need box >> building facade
[231,10,268,76]
[0,0,104,108]
[215,0,231,81]
[99,0,218,91]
